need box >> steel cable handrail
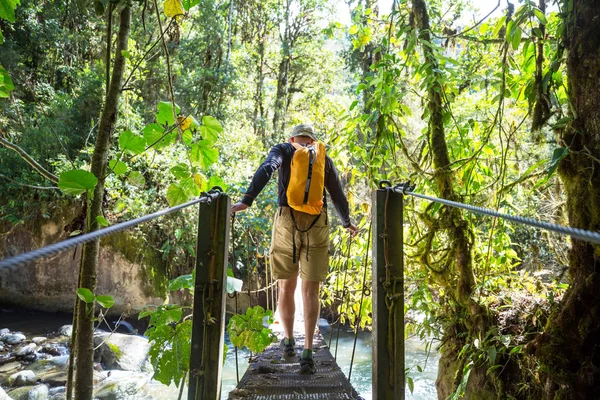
[0,189,224,269]
[386,182,600,245]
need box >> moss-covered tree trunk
[73,5,131,399]
[538,1,600,398]
[411,1,492,398]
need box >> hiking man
[231,124,357,374]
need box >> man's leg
[302,279,320,350]
[277,276,298,340]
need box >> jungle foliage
[1,0,599,398]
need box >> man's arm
[231,144,285,213]
[324,157,356,235]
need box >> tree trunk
[538,2,600,398]
[73,5,131,399]
[411,1,491,398]
[531,0,550,132]
[272,0,291,139]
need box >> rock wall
[0,201,167,315]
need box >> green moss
[107,342,123,360]
[102,230,168,298]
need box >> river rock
[0,342,4,352]
[31,338,46,345]
[4,334,26,345]
[14,344,36,357]
[8,370,36,386]
[0,386,10,400]
[27,384,48,400]
[0,361,20,374]
[40,344,67,357]
[6,385,35,400]
[93,333,152,373]
[0,354,16,365]
[48,386,65,398]
[93,371,150,399]
[0,329,9,337]
[58,326,72,338]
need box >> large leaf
[0,29,4,44]
[119,130,146,155]
[164,0,184,18]
[166,183,189,206]
[0,64,14,98]
[190,140,219,169]
[170,163,190,180]
[96,295,115,309]
[58,170,98,196]
[156,101,180,126]
[128,171,146,187]
[199,116,223,141]
[183,0,200,11]
[109,160,127,176]
[0,0,20,22]
[143,123,175,150]
[76,288,95,304]
[547,147,569,178]
[208,175,227,191]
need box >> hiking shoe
[280,337,296,358]
[299,356,316,375]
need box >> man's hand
[231,202,249,214]
[346,223,358,238]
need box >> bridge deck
[228,330,362,400]
[228,283,363,400]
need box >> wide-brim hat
[289,124,317,141]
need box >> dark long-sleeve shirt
[241,143,352,227]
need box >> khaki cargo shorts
[270,206,330,282]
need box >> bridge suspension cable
[0,188,224,269]
[385,181,600,245]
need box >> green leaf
[547,147,569,178]
[109,159,127,176]
[208,175,227,191]
[156,101,180,125]
[182,130,193,146]
[0,29,4,45]
[143,123,175,150]
[0,64,15,98]
[552,117,571,129]
[166,183,189,206]
[407,376,414,394]
[511,26,522,50]
[183,0,201,10]
[170,163,190,179]
[58,170,98,196]
[533,8,547,25]
[199,116,223,141]
[119,130,146,155]
[169,274,194,292]
[96,216,109,227]
[121,50,132,59]
[190,140,219,169]
[128,171,146,187]
[0,0,20,22]
[69,230,82,237]
[96,295,115,309]
[77,288,95,304]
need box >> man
[231,124,357,374]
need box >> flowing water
[0,309,439,399]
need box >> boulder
[6,386,34,400]
[26,384,48,400]
[8,370,36,387]
[14,344,35,357]
[3,334,26,346]
[0,386,11,400]
[0,329,9,337]
[31,338,46,345]
[93,333,152,373]
[0,361,20,374]
[58,326,71,338]
[93,371,150,400]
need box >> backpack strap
[303,147,316,204]
[289,208,321,263]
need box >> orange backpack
[287,142,326,215]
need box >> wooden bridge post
[188,192,231,400]
[372,187,405,400]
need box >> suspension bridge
[1,182,599,400]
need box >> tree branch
[0,173,58,190]
[0,134,59,183]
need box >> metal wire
[389,183,600,245]
[0,189,223,269]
